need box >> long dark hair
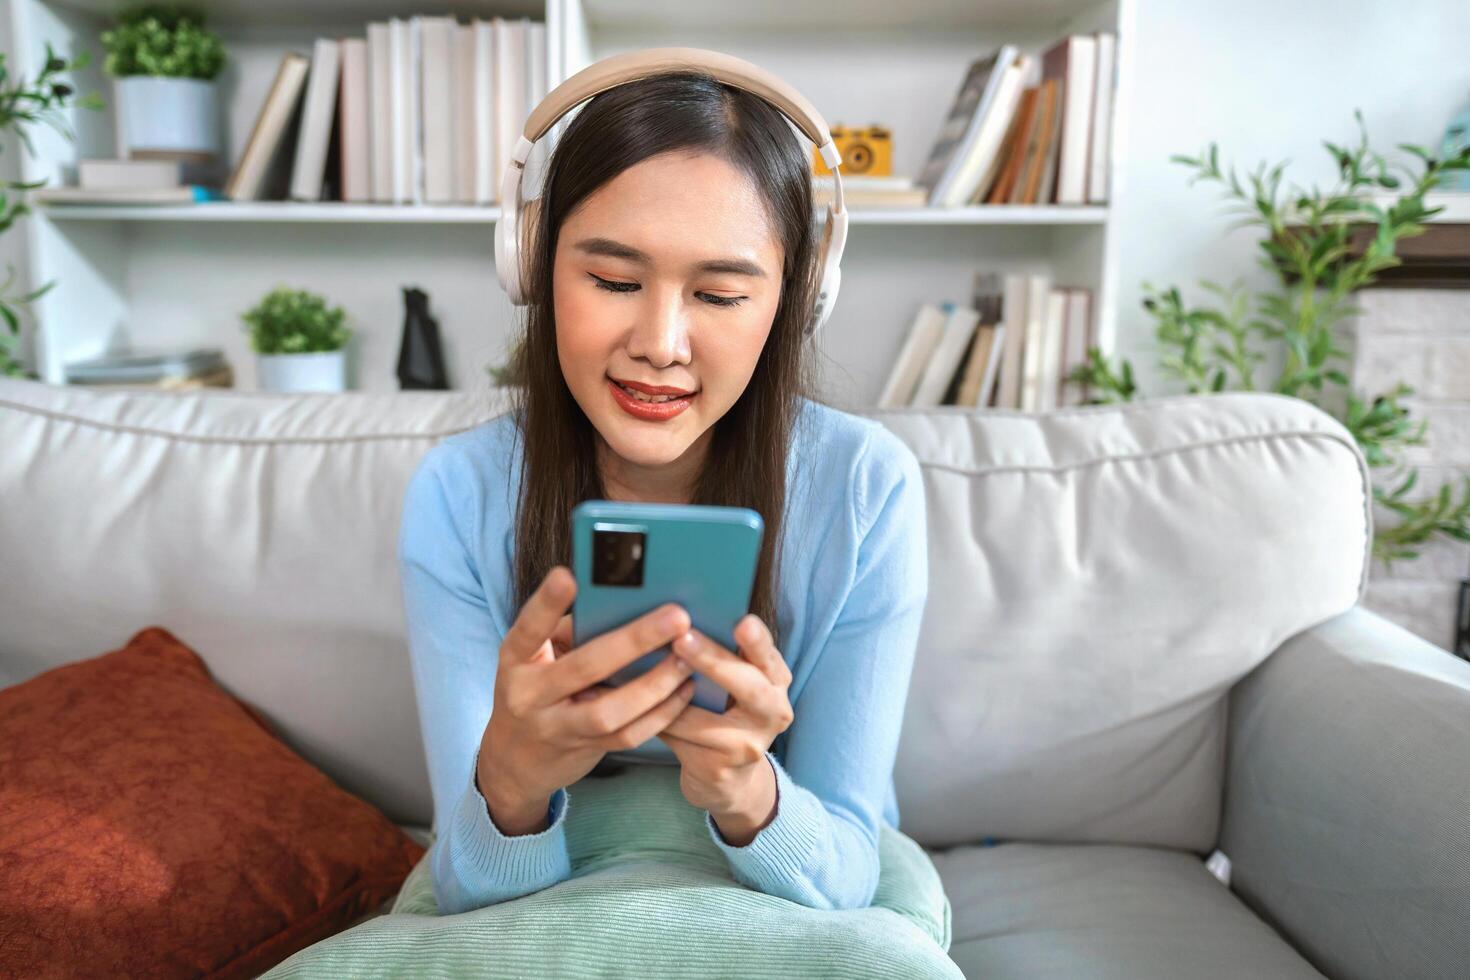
[505,70,823,645]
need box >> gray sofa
[2,375,1466,979]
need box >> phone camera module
[592,528,646,587]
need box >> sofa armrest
[1220,604,1470,980]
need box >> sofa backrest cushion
[1,380,1369,849]
[866,392,1370,851]
[0,378,506,825]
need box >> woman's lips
[607,377,696,421]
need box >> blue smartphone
[570,500,764,714]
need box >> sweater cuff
[704,751,821,890]
[450,745,572,889]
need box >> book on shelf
[1042,34,1096,206]
[876,270,1095,411]
[213,14,545,206]
[917,30,1117,208]
[63,345,234,389]
[33,185,225,204]
[811,174,929,208]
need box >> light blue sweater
[397,397,929,914]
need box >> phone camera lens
[592,528,646,587]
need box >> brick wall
[1346,288,1470,652]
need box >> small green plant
[0,43,104,378]
[100,4,225,80]
[242,287,350,355]
[1069,110,1470,568]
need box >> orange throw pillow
[0,626,426,979]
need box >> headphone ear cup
[496,194,544,307]
[517,196,546,300]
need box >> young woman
[397,68,928,916]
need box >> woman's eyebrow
[573,236,767,279]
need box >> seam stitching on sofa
[0,395,490,445]
[912,428,1373,606]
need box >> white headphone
[494,46,849,338]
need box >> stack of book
[877,271,1094,412]
[918,32,1116,207]
[812,174,929,209]
[63,346,234,390]
[33,159,226,205]
[226,15,547,204]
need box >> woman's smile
[607,375,698,421]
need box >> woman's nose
[625,287,692,367]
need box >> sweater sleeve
[702,429,929,909]
[397,445,573,914]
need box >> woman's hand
[658,613,795,846]
[476,565,698,835]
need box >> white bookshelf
[5,0,1133,406]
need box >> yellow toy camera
[814,125,892,177]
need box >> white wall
[1111,0,1470,397]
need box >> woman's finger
[672,629,780,716]
[551,613,573,656]
[501,566,576,665]
[597,676,696,753]
[659,703,737,748]
[562,653,693,738]
[538,603,690,707]
[733,615,791,687]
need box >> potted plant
[1,45,103,378]
[243,286,352,392]
[100,4,225,163]
[1071,110,1470,568]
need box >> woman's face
[552,150,785,479]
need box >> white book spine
[1056,36,1097,205]
[996,273,1029,409]
[453,25,476,203]
[367,23,392,202]
[419,17,454,204]
[910,305,981,406]
[474,21,495,205]
[409,17,424,205]
[289,38,341,202]
[390,18,406,204]
[944,56,1027,207]
[1038,288,1067,411]
[1087,33,1116,204]
[1019,273,1052,411]
[979,323,1006,408]
[340,39,370,203]
[877,304,946,408]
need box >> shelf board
[45,0,1096,30]
[37,201,1107,226]
[580,0,1097,30]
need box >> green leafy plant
[0,44,104,378]
[242,286,350,355]
[100,4,225,80]
[1070,110,1470,568]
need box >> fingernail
[676,657,694,674]
[675,631,697,652]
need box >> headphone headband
[494,46,849,337]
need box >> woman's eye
[590,274,638,294]
[588,273,746,308]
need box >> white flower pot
[114,76,220,159]
[256,350,348,392]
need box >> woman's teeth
[617,382,686,403]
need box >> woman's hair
[505,70,823,645]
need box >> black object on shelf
[396,286,449,389]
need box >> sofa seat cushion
[930,841,1323,979]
